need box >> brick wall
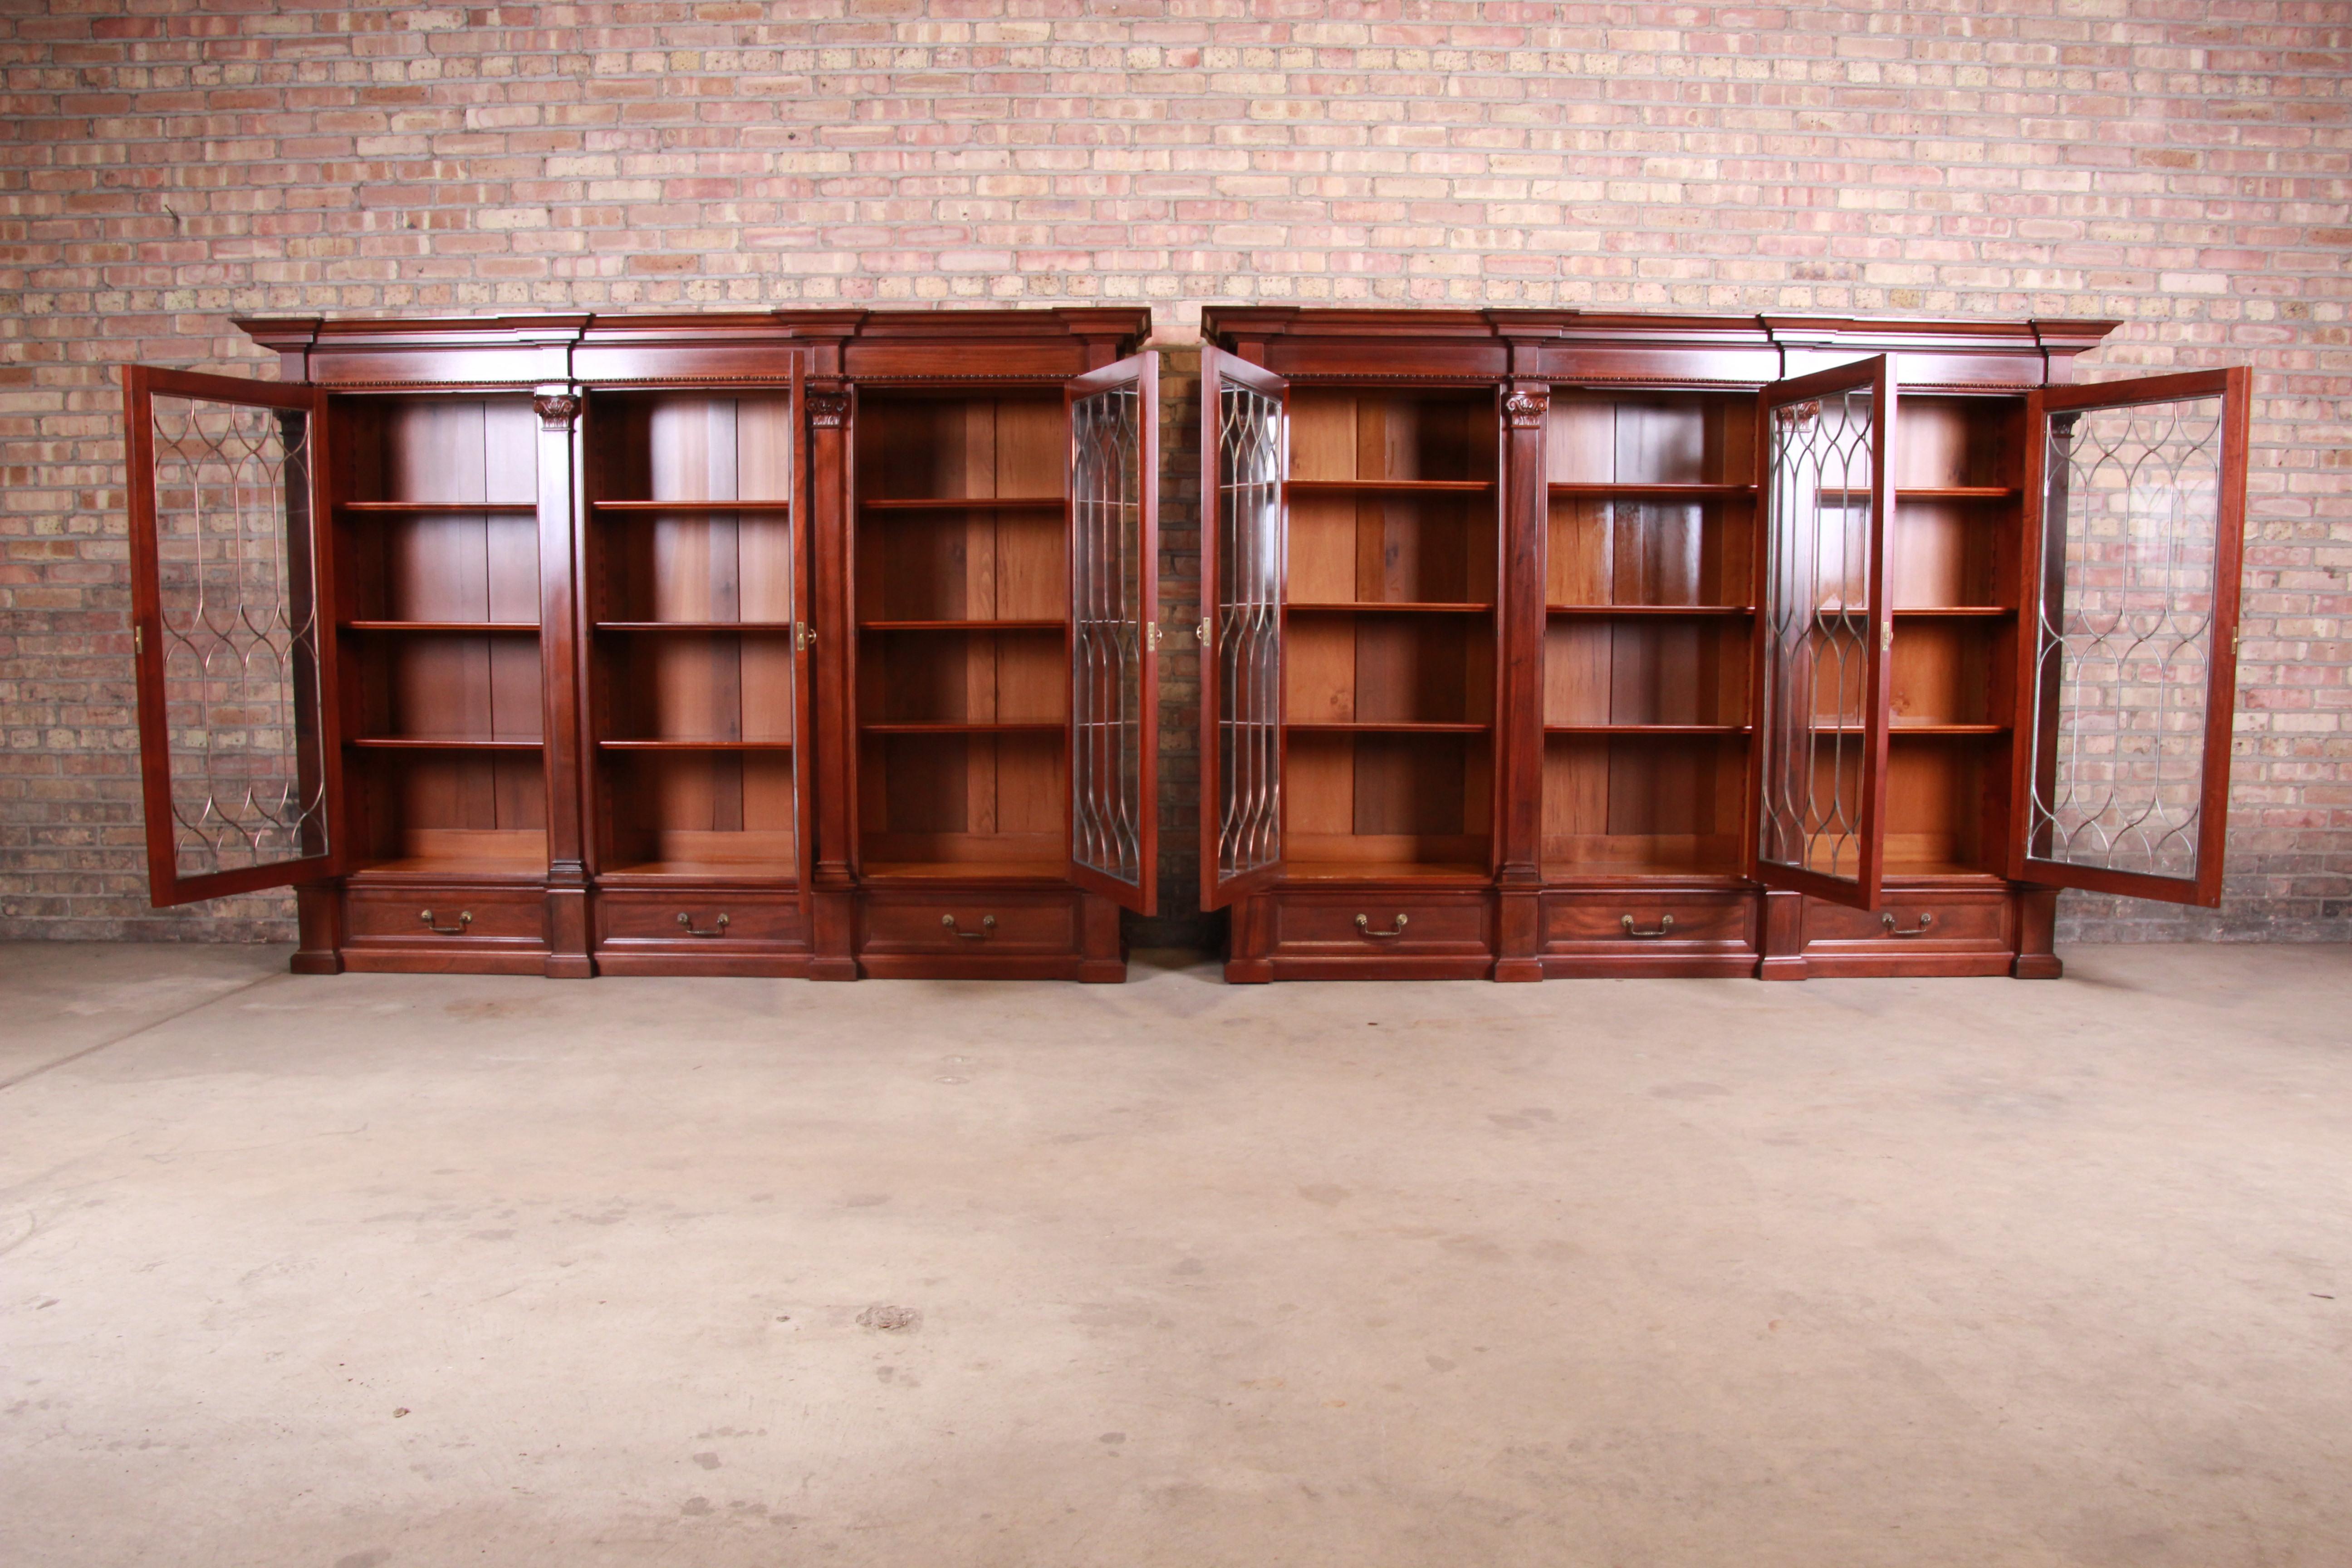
[2,0,2346,947]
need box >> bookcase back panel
[857,394,1064,500]
[1543,622,1748,727]
[361,637,544,741]
[1285,733,1491,873]
[1886,736,2003,876]
[860,733,1068,875]
[1290,390,1495,483]
[1546,394,1753,484]
[1287,619,1494,725]
[352,754,548,872]
[859,630,1066,725]
[1288,494,1496,605]
[1543,735,1746,875]
[1547,498,1752,607]
[856,510,1068,622]
[602,754,796,875]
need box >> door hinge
[1146,623,1162,652]
[1195,617,1210,645]
[795,622,816,652]
[133,624,143,656]
[1882,620,1894,653]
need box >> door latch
[794,622,817,652]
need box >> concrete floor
[2,946,2348,1567]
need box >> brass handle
[419,909,473,936]
[1354,913,1409,939]
[1882,911,1935,938]
[676,911,731,938]
[941,914,996,941]
[1620,914,1676,939]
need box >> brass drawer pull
[1354,913,1409,939]
[941,914,996,941]
[419,909,473,936]
[1621,914,1676,939]
[676,911,731,938]
[1882,911,1935,938]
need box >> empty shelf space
[342,620,539,634]
[859,720,1064,735]
[1892,606,2014,618]
[1548,603,1753,617]
[597,860,801,882]
[338,500,539,515]
[1285,601,1494,615]
[592,499,793,513]
[1548,482,1756,499]
[596,739,794,752]
[1280,860,1491,883]
[860,496,1065,513]
[594,621,797,634]
[859,618,1065,632]
[1546,724,1751,736]
[346,736,544,751]
[1287,478,1495,495]
[347,855,550,880]
[1287,720,1490,735]
[1818,486,2020,502]
[1891,722,2010,736]
[861,859,1068,880]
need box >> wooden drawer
[345,886,546,946]
[1542,891,1758,954]
[1273,894,1493,954]
[595,891,804,948]
[860,891,1079,956]
[1803,889,2013,952]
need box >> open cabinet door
[1067,351,1161,914]
[1198,346,1287,913]
[2009,367,2250,906]
[1748,356,1894,911]
[126,366,341,906]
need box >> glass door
[1748,356,1894,910]
[2010,368,2249,905]
[126,367,340,906]
[1198,346,1287,911]
[1066,352,1161,914]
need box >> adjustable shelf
[1546,724,1751,736]
[1287,479,1494,495]
[1285,601,1494,616]
[1548,482,1755,499]
[338,500,539,515]
[1891,722,2010,736]
[342,620,539,634]
[346,736,544,752]
[859,618,1065,632]
[1818,486,2019,503]
[1286,720,1490,735]
[593,621,796,634]
[1891,607,2014,619]
[860,496,1065,513]
[592,499,792,514]
[859,720,1064,735]
[1547,604,1753,617]
[596,739,794,752]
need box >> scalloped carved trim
[1504,389,1549,428]
[534,392,581,430]
[807,392,850,428]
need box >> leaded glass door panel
[1198,347,1287,911]
[127,367,341,905]
[1066,352,1161,914]
[1748,357,1893,910]
[2009,368,2249,906]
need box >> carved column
[1493,382,1549,981]
[534,386,594,978]
[805,386,860,979]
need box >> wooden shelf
[347,855,550,880]
[338,500,538,515]
[1286,601,1494,615]
[859,618,1065,632]
[861,859,1068,881]
[860,496,1064,513]
[1891,723,2010,736]
[1892,607,2014,618]
[597,739,794,752]
[1546,724,1750,736]
[1549,482,1755,499]
[860,721,1064,735]
[1818,486,2019,503]
[1280,860,1491,883]
[342,620,539,634]
[1548,603,1753,617]
[346,736,543,752]
[1287,720,1490,735]
[594,621,796,634]
[598,860,801,881]
[592,499,792,513]
[1287,479,1493,495]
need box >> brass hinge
[133,624,143,656]
[1146,623,1162,652]
[1195,617,1210,644]
[795,622,816,652]
[1882,620,1894,653]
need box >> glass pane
[2027,395,2225,882]
[1757,383,1877,884]
[1215,375,1283,886]
[151,394,329,882]
[1071,380,1144,887]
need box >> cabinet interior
[854,390,1071,878]
[1282,387,1498,877]
[587,392,799,879]
[332,395,548,875]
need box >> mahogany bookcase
[125,309,1161,980]
[123,305,2248,984]
[1199,309,2249,981]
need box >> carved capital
[1504,388,1548,429]
[534,392,581,430]
[808,391,849,429]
